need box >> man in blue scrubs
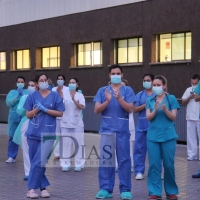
[94,64,137,200]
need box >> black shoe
[192,173,200,178]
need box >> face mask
[143,82,152,89]
[57,80,64,86]
[28,86,36,93]
[192,84,197,89]
[39,82,49,90]
[152,86,163,96]
[16,83,24,89]
[110,75,121,84]
[69,83,76,91]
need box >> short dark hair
[143,74,154,81]
[16,76,25,82]
[191,74,200,80]
[109,64,123,73]
[57,74,66,81]
[35,73,48,82]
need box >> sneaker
[120,191,132,199]
[74,167,82,172]
[166,194,178,200]
[148,195,162,200]
[5,157,15,163]
[40,189,50,198]
[192,173,200,178]
[24,175,29,180]
[62,167,70,172]
[135,173,143,180]
[187,157,197,161]
[27,189,39,199]
[96,190,113,199]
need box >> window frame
[116,37,143,64]
[0,51,6,70]
[75,41,102,67]
[155,31,191,62]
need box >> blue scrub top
[93,85,137,134]
[135,90,155,131]
[23,91,65,140]
[146,94,180,142]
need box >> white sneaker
[40,189,50,198]
[187,157,197,161]
[5,157,15,163]
[135,173,143,180]
[27,189,39,199]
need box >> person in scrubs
[24,73,65,199]
[133,74,155,180]
[94,64,137,200]
[13,80,37,180]
[6,76,29,163]
[60,78,85,172]
[146,75,179,200]
[52,74,69,161]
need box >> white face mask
[28,86,36,93]
[152,86,163,96]
[39,82,49,90]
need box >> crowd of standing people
[4,64,200,200]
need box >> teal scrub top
[194,82,200,119]
[146,94,180,142]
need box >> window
[0,52,6,70]
[155,32,191,62]
[12,49,30,69]
[76,42,102,66]
[42,46,60,68]
[117,38,143,64]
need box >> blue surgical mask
[143,82,152,89]
[192,85,197,90]
[57,80,64,86]
[152,86,163,96]
[28,86,36,93]
[39,82,49,90]
[69,83,76,91]
[16,83,24,89]
[111,75,121,84]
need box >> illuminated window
[12,49,30,69]
[76,42,102,66]
[0,52,6,70]
[42,46,60,68]
[117,38,143,64]
[155,32,191,62]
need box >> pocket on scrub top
[118,118,129,131]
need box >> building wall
[0,0,199,97]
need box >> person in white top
[182,74,200,161]
[60,78,85,172]
[52,74,69,160]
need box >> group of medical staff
[6,73,85,199]
[5,64,181,200]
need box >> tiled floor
[0,123,200,200]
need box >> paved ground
[0,123,200,200]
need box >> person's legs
[187,120,197,159]
[147,140,162,197]
[74,127,85,168]
[98,134,115,193]
[116,131,131,193]
[53,119,61,158]
[162,139,178,195]
[134,129,147,175]
[60,128,73,168]
[7,122,19,160]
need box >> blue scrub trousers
[27,138,54,189]
[147,139,178,196]
[99,132,131,193]
[8,122,19,159]
[133,129,147,175]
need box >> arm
[117,97,133,113]
[6,90,20,107]
[182,94,193,105]
[72,98,84,110]
[146,101,159,121]
[194,94,200,102]
[26,108,39,119]
[162,109,177,121]
[134,104,146,113]
[94,101,110,114]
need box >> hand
[154,101,159,111]
[105,88,112,102]
[114,89,121,100]
[36,101,48,113]
[160,103,167,111]
[70,91,76,100]
[17,88,23,96]
[57,87,63,98]
[189,93,194,99]
[194,94,200,102]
